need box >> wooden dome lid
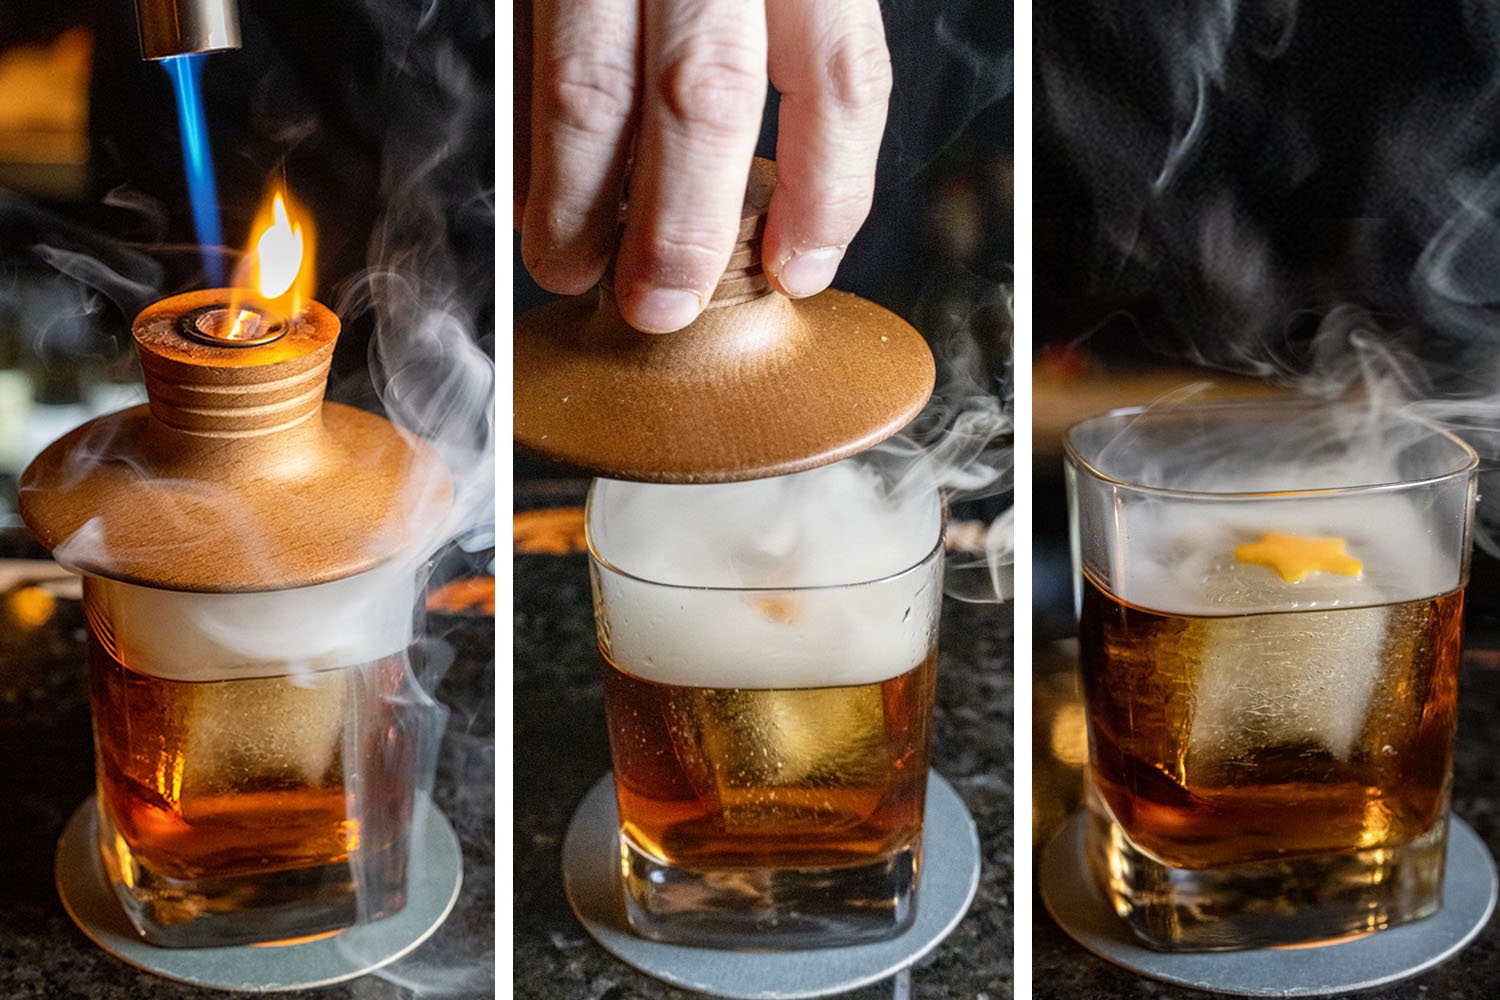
[19,289,452,593]
[513,159,935,483]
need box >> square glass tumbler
[82,564,423,946]
[1064,401,1477,951]
[585,444,945,948]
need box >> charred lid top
[19,289,453,593]
[513,159,936,483]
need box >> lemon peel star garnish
[1233,531,1363,583]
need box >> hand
[516,0,892,332]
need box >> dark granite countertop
[1033,549,1500,999]
[0,563,495,1000]
[512,486,1014,999]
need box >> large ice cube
[666,685,890,831]
[1184,601,1390,776]
[181,670,347,803]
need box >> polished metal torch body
[134,0,242,60]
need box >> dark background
[1035,0,1500,377]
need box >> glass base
[98,806,408,948]
[1086,805,1448,951]
[619,832,921,949]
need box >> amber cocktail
[1066,402,1476,950]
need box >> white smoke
[334,2,495,565]
[327,2,495,996]
[86,563,421,681]
[1070,402,1473,618]
[589,440,944,690]
[880,0,1013,182]
[0,192,165,382]
[1037,4,1500,561]
[592,443,942,591]
[906,273,1013,603]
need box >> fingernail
[776,247,843,298]
[628,288,704,333]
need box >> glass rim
[583,482,948,595]
[1063,399,1479,501]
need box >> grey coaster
[54,796,463,992]
[1041,810,1498,997]
[562,770,981,1000]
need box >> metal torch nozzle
[134,0,242,61]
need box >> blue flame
[162,54,225,285]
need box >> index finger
[612,0,769,333]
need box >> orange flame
[257,195,304,298]
[229,183,316,325]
